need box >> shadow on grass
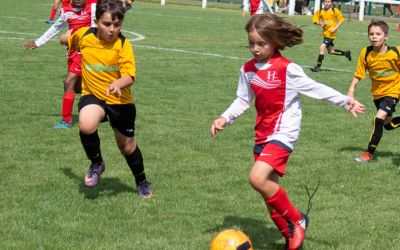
[205,215,340,249]
[60,167,134,199]
[339,146,400,167]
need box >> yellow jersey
[68,27,136,105]
[354,46,400,99]
[312,8,344,39]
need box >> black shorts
[78,95,136,137]
[323,37,334,47]
[374,96,398,116]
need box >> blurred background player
[211,14,364,250]
[46,0,71,24]
[66,0,152,197]
[241,0,274,17]
[310,0,351,72]
[347,20,400,163]
[25,0,97,128]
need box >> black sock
[79,130,102,164]
[125,146,147,185]
[332,49,345,56]
[367,117,384,155]
[316,54,324,67]
[384,116,400,130]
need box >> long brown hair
[245,14,303,50]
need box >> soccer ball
[210,229,253,250]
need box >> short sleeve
[118,39,136,79]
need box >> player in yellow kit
[347,20,400,163]
[67,0,152,197]
[310,0,351,72]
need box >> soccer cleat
[53,119,72,129]
[310,66,321,72]
[354,152,373,163]
[137,180,153,198]
[45,19,55,24]
[84,161,105,187]
[287,213,309,250]
[345,50,352,61]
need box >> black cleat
[345,50,352,61]
[310,66,321,72]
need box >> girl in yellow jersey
[66,0,152,197]
[347,20,400,163]
[310,0,351,72]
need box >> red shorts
[253,142,291,176]
[67,50,82,77]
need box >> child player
[25,0,97,128]
[348,20,400,163]
[310,0,351,72]
[211,14,364,250]
[66,0,152,197]
[241,0,274,17]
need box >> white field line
[1,28,353,72]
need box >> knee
[118,140,136,155]
[79,120,98,134]
[248,171,264,191]
[63,78,76,92]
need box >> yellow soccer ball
[210,229,253,250]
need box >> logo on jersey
[248,70,282,89]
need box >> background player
[347,20,400,163]
[25,0,97,128]
[46,0,71,24]
[310,0,351,72]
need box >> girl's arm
[25,15,67,49]
[287,63,364,116]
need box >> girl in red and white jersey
[210,14,364,250]
[241,0,274,17]
[25,0,97,128]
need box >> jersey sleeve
[354,47,367,80]
[242,0,249,10]
[35,14,68,47]
[287,63,349,109]
[312,10,320,24]
[118,39,136,79]
[220,66,254,124]
[335,8,344,23]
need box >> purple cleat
[84,161,105,187]
[137,181,152,198]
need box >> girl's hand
[348,98,365,118]
[24,41,37,50]
[106,84,121,98]
[210,117,227,137]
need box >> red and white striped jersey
[35,1,97,47]
[221,51,349,150]
[242,0,266,15]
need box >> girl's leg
[55,72,80,127]
[249,161,305,249]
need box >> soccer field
[1,1,400,249]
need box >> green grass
[1,1,400,249]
